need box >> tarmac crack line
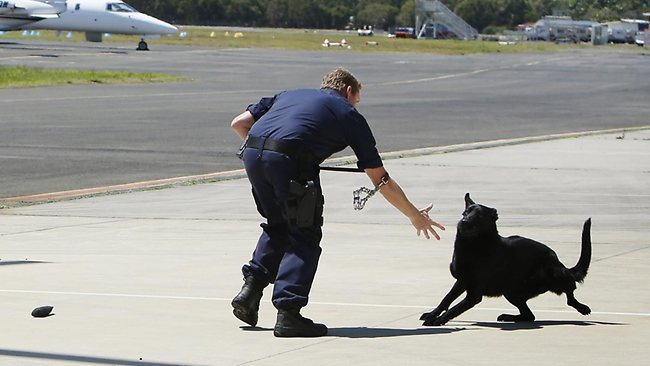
[233,312,431,366]
[593,245,650,262]
[0,218,133,237]
[233,338,340,366]
[370,56,573,87]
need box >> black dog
[421,193,591,326]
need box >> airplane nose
[154,19,178,34]
[132,14,178,35]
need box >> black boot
[231,275,266,327]
[273,309,328,337]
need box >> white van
[636,31,649,46]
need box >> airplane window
[106,2,137,12]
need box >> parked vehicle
[392,27,415,38]
[608,27,629,43]
[606,19,649,44]
[636,31,647,46]
[357,25,373,36]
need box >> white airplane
[0,0,178,50]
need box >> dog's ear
[464,193,475,208]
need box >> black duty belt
[245,136,301,158]
[245,135,364,173]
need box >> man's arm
[231,110,255,140]
[365,166,445,240]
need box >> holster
[236,135,249,160]
[284,180,323,228]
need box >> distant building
[526,16,599,43]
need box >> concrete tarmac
[0,128,649,365]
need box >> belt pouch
[284,180,318,228]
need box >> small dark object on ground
[32,306,54,318]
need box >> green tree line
[127,0,649,33]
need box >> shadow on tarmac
[0,260,50,266]
[0,349,193,366]
[462,320,626,331]
[240,326,273,332]
[241,325,463,338]
[327,326,463,338]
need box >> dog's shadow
[322,319,623,336]
[460,319,625,331]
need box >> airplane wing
[0,0,59,30]
[0,0,59,21]
[1,13,58,20]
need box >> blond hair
[320,67,362,95]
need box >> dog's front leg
[422,291,482,326]
[420,281,465,322]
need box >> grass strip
[0,65,186,88]
[0,27,614,55]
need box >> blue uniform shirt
[246,88,383,170]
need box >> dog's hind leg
[420,281,465,321]
[566,291,591,315]
[554,274,591,316]
[498,294,535,322]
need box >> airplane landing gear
[137,38,149,51]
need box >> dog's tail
[570,218,592,283]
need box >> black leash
[319,166,364,173]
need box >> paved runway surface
[1,40,649,199]
[0,128,648,365]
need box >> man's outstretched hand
[411,203,445,240]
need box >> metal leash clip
[353,174,389,210]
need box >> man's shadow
[327,326,463,338]
[242,326,463,338]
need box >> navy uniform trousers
[241,147,323,311]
